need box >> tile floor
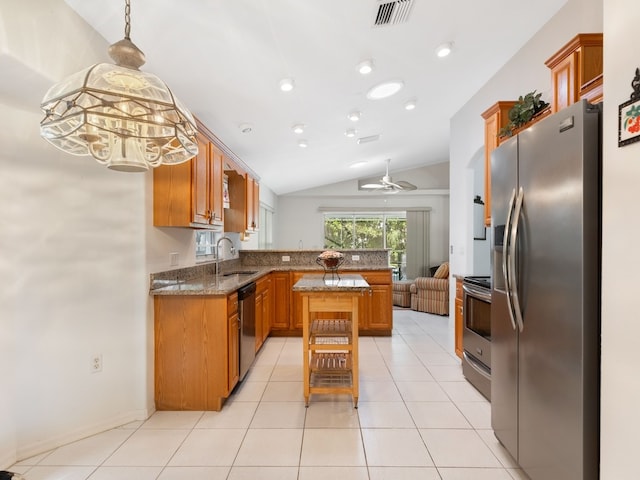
[11,309,526,480]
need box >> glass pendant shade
[40,3,198,172]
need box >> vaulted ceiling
[65,0,567,194]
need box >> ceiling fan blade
[395,180,417,190]
[361,183,385,189]
[384,180,404,190]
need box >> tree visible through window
[324,212,407,279]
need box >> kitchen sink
[222,270,258,277]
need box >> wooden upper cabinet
[223,168,246,233]
[545,33,603,112]
[210,145,225,225]
[192,135,212,225]
[224,169,259,234]
[246,176,259,232]
[481,101,516,228]
[153,121,224,229]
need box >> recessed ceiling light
[292,123,305,134]
[239,123,253,133]
[345,128,357,138]
[436,42,453,58]
[349,161,368,168]
[298,139,308,148]
[347,111,361,122]
[366,80,404,100]
[404,99,417,111]
[279,78,295,92]
[356,59,374,75]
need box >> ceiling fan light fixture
[297,139,308,148]
[366,79,404,100]
[347,111,361,122]
[292,123,305,134]
[360,158,417,192]
[356,59,375,75]
[345,128,357,138]
[279,78,295,92]
[39,0,198,173]
[404,99,417,110]
[436,42,454,58]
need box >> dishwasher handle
[237,282,256,300]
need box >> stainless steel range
[461,275,491,400]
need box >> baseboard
[14,407,153,464]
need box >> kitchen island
[293,274,370,407]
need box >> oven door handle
[463,351,491,379]
[462,283,491,303]
[509,187,525,332]
[503,188,517,331]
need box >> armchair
[410,262,449,315]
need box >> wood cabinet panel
[192,135,211,225]
[271,272,291,331]
[154,296,228,411]
[455,278,463,359]
[353,270,392,334]
[255,274,272,351]
[227,292,239,394]
[481,101,516,228]
[153,121,224,229]
[227,310,239,394]
[545,33,603,113]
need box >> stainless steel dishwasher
[237,282,256,381]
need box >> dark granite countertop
[292,274,370,292]
[150,265,390,296]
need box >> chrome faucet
[215,236,236,276]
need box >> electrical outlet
[352,255,360,261]
[170,252,179,266]
[91,354,102,373]
[282,255,290,262]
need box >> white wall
[600,1,640,476]
[277,193,449,265]
[1,0,152,465]
[276,163,450,261]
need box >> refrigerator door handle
[503,188,517,331]
[509,187,525,332]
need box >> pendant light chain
[124,0,131,40]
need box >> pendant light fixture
[39,0,198,172]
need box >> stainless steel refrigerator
[490,100,600,480]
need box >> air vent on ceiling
[373,0,414,26]
[357,134,381,144]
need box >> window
[323,212,407,279]
[259,203,274,249]
[195,230,216,262]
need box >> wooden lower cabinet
[289,270,392,336]
[154,294,237,411]
[356,270,392,335]
[153,269,392,410]
[270,272,291,331]
[227,292,239,394]
[455,278,463,359]
[255,274,272,351]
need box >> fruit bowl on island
[316,250,345,274]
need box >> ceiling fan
[361,159,417,194]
